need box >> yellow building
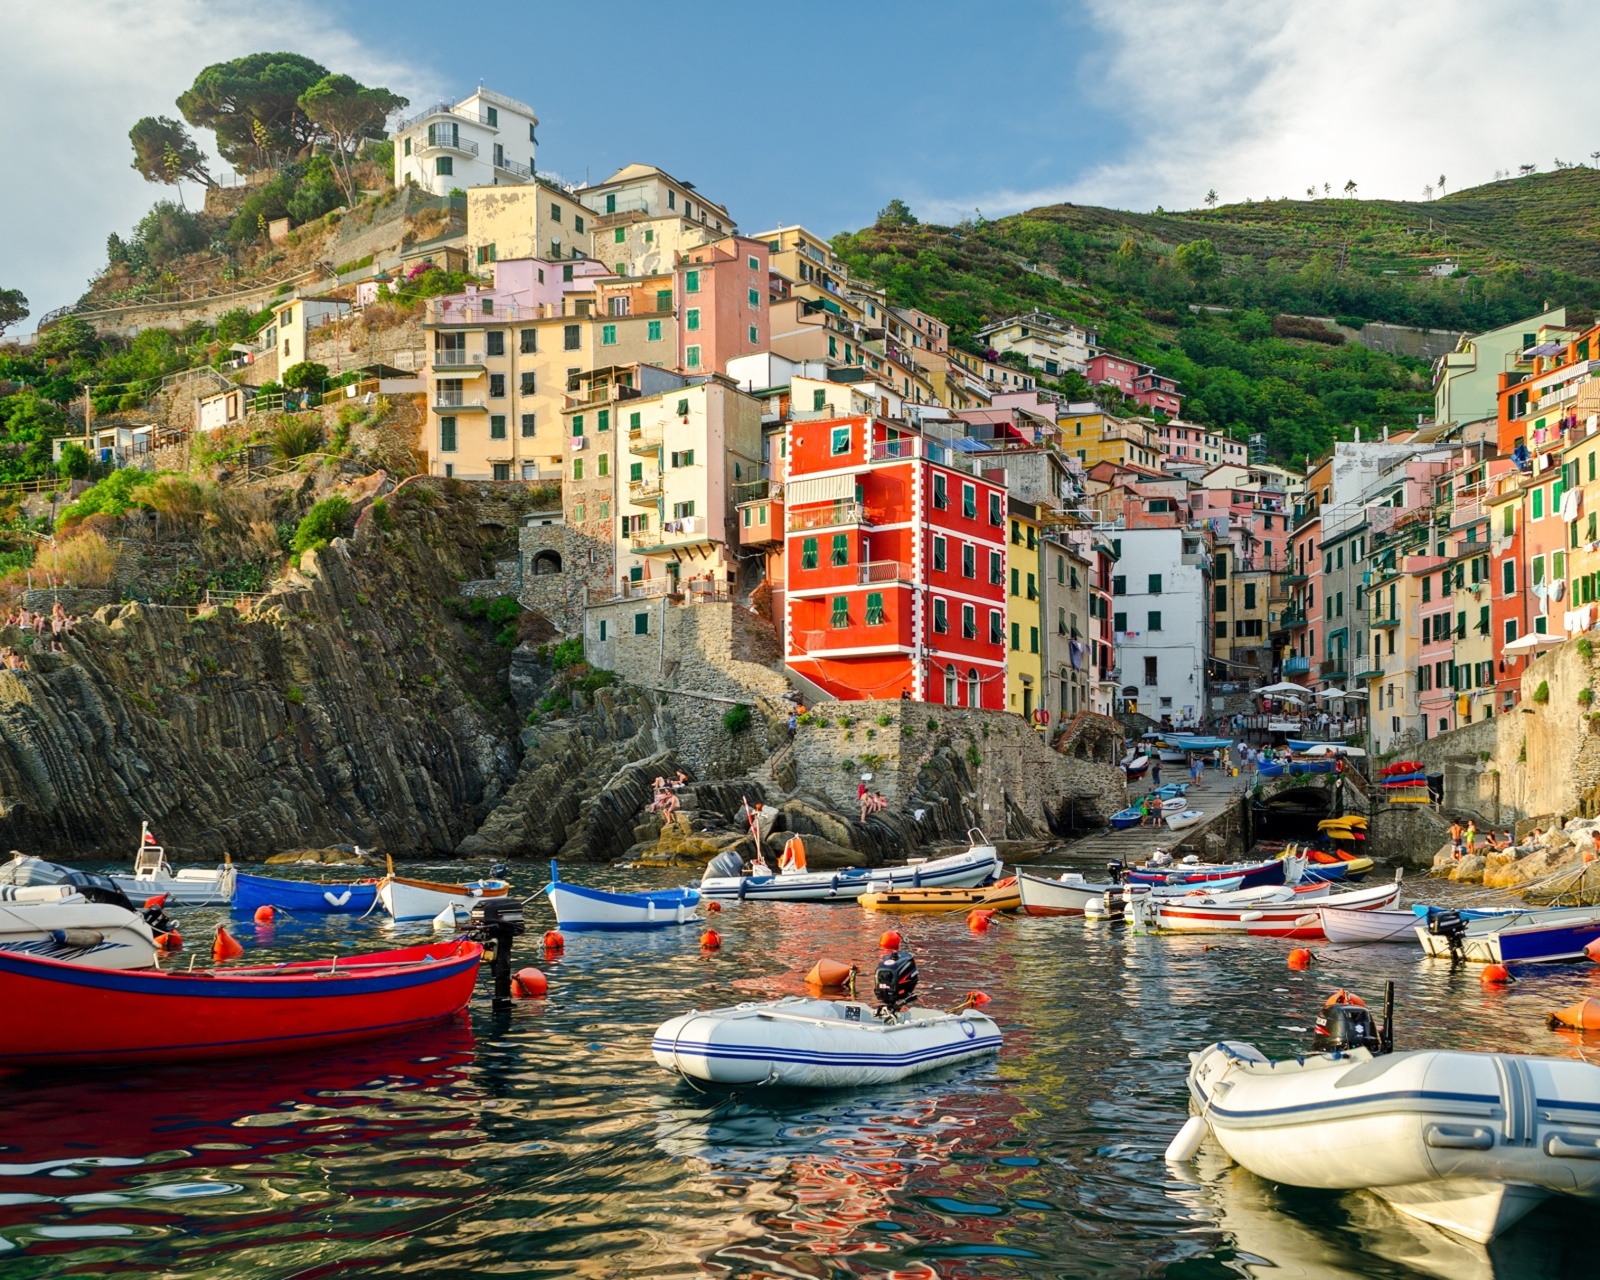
[1006,499,1045,722]
[757,226,849,298]
[467,180,598,266]
[1057,405,1162,471]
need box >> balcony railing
[434,394,486,410]
[788,501,872,532]
[396,102,494,133]
[432,349,484,367]
[1283,656,1310,674]
[1319,659,1348,678]
[858,560,912,584]
[630,517,709,552]
[419,132,479,157]
[495,154,532,178]
[627,424,663,453]
[628,478,661,503]
[426,298,561,325]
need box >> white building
[1112,527,1211,726]
[975,310,1097,378]
[393,88,539,196]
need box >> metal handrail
[495,155,532,178]
[857,560,911,584]
[396,102,493,133]
[788,501,869,532]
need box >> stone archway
[531,550,562,576]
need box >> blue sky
[5,1,1600,325]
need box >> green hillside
[833,170,1600,463]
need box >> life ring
[1032,709,1050,724]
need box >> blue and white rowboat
[232,871,379,915]
[545,863,700,931]
[696,845,1001,902]
[1417,905,1600,964]
[652,996,1001,1086]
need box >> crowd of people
[0,602,76,664]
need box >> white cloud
[919,0,1600,222]
[0,0,437,327]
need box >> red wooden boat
[0,939,483,1068]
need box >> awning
[785,474,856,505]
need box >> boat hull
[1154,883,1338,934]
[110,864,236,907]
[378,876,509,922]
[858,878,1019,914]
[0,901,158,970]
[1241,882,1401,937]
[1417,906,1600,963]
[232,871,378,915]
[0,941,482,1067]
[1320,905,1421,944]
[698,849,1001,902]
[545,881,700,931]
[1127,857,1287,890]
[1018,872,1243,915]
[652,997,1001,1086]
[1189,1042,1600,1242]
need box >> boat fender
[542,930,564,953]
[912,867,922,889]
[700,928,721,950]
[49,928,105,948]
[1164,1115,1209,1164]
[739,877,749,901]
[705,900,722,913]
[254,905,275,923]
[1548,997,1600,1030]
[806,959,857,992]
[879,930,902,951]
[212,924,244,961]
[1586,938,1600,964]
[1480,963,1514,986]
[144,894,169,910]
[1286,948,1313,970]
[829,875,839,896]
[968,908,994,933]
[511,967,547,998]
[156,929,182,951]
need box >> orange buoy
[700,928,721,950]
[1549,997,1600,1030]
[705,900,722,913]
[159,929,183,951]
[253,905,275,924]
[879,930,902,951]
[212,925,244,961]
[805,958,856,990]
[542,930,565,952]
[968,909,994,933]
[1480,964,1513,986]
[1586,938,1600,964]
[961,990,992,1007]
[1287,948,1313,970]
[511,967,548,998]
[143,894,169,910]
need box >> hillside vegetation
[835,170,1600,462]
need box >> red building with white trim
[783,415,1008,706]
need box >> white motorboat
[1018,870,1242,916]
[544,861,700,931]
[1153,881,1336,933]
[376,859,511,922]
[108,823,235,907]
[696,840,1002,903]
[1180,1031,1600,1242]
[1417,904,1600,964]
[1164,809,1205,831]
[1240,877,1403,938]
[0,885,160,970]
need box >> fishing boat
[376,858,511,922]
[1418,904,1600,963]
[1126,852,1301,890]
[0,885,162,970]
[1152,881,1336,933]
[1175,996,1600,1242]
[232,870,379,916]
[1152,782,1190,800]
[858,876,1019,914]
[1018,870,1241,916]
[1121,752,1149,779]
[544,862,700,931]
[1109,806,1147,831]
[1320,905,1425,944]
[1164,809,1205,831]
[1241,875,1404,938]
[696,836,1001,903]
[108,822,235,907]
[0,939,483,1067]
[652,951,999,1086]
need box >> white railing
[857,560,911,584]
[397,102,493,133]
[434,394,485,410]
[788,501,868,532]
[432,349,483,367]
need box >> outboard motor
[704,850,743,882]
[1427,909,1467,962]
[874,950,919,1014]
[1105,859,1125,885]
[464,896,526,1011]
[1312,981,1394,1054]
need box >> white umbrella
[1502,633,1563,656]
[1315,688,1348,698]
[1256,681,1308,694]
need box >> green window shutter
[831,534,848,565]
[1030,627,1039,654]
[656,289,672,312]
[686,308,700,331]
[1011,622,1019,650]
[601,324,617,345]
[439,417,457,452]
[597,409,609,431]
[830,596,848,628]
[748,288,760,307]
[686,346,701,368]
[647,320,661,341]
[572,415,584,437]
[614,227,625,244]
[813,389,826,410]
[630,462,642,482]
[866,592,884,625]
[801,538,818,569]
[597,453,608,477]
[686,270,700,292]
[634,612,649,635]
[1010,567,1018,595]
[572,458,583,480]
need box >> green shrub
[836,715,852,728]
[487,596,520,625]
[1533,680,1550,704]
[1579,687,1594,708]
[290,495,353,554]
[59,468,155,523]
[927,717,939,733]
[840,758,856,772]
[370,497,391,530]
[722,703,753,734]
[876,712,892,727]
[797,712,815,726]
[966,744,982,767]
[285,686,304,705]
[1579,637,1594,660]
[270,417,324,460]
[576,669,617,693]
[282,361,329,391]
[56,442,92,479]
[550,636,585,670]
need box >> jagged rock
[1450,854,1486,883]
[265,847,378,866]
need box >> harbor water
[0,864,1595,1278]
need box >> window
[989,550,1002,584]
[1215,620,1229,639]
[1502,558,1515,594]
[933,474,948,509]
[1026,573,1037,600]
[634,611,649,636]
[748,288,761,308]
[1011,520,1021,546]
[1113,611,1127,631]
[960,543,975,578]
[831,534,848,566]
[1243,582,1257,610]
[671,500,696,519]
[990,611,1004,644]
[489,415,507,440]
[748,255,760,271]
[830,596,849,628]
[1144,656,1158,687]
[550,203,562,223]
[1112,575,1126,595]
[486,331,505,357]
[572,458,583,481]
[963,604,976,640]
[597,453,609,477]
[439,417,457,452]
[1011,621,1020,650]
[686,345,701,369]
[962,484,977,519]
[1148,611,1162,631]
[686,308,700,331]
[828,335,838,358]
[675,399,689,416]
[489,373,505,397]
[1215,585,1227,611]
[572,415,584,438]
[801,537,818,570]
[486,106,498,126]
[598,620,608,642]
[865,592,884,625]
[933,536,947,572]
[520,413,535,438]
[646,318,663,342]
[933,598,948,632]
[519,370,537,395]
[1533,487,1544,519]
[564,324,581,350]
[749,324,759,344]
[403,136,411,156]
[1421,576,1431,603]
[601,324,617,346]
[435,156,453,176]
[685,269,700,293]
[1029,626,1039,654]
[1148,573,1162,594]
[830,425,851,455]
[1010,566,1018,595]
[670,449,695,468]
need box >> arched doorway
[531,550,562,575]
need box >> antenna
[1380,979,1394,1053]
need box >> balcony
[630,517,712,555]
[788,501,874,533]
[494,154,532,179]
[396,102,495,133]
[733,478,781,505]
[1352,668,1384,681]
[858,560,912,585]
[426,297,560,326]
[1283,571,1308,584]
[1280,608,1306,627]
[627,424,662,455]
[1283,655,1310,674]
[417,131,479,158]
[1373,615,1401,628]
[628,478,662,505]
[433,394,487,412]
[1319,659,1348,679]
[431,349,485,371]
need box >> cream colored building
[758,226,849,298]
[577,164,735,235]
[976,311,1097,377]
[467,180,598,266]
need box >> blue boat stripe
[546,883,699,909]
[558,921,700,932]
[0,949,479,997]
[1203,1086,1501,1122]
[650,1036,1001,1067]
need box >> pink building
[1087,354,1183,416]
[675,236,771,376]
